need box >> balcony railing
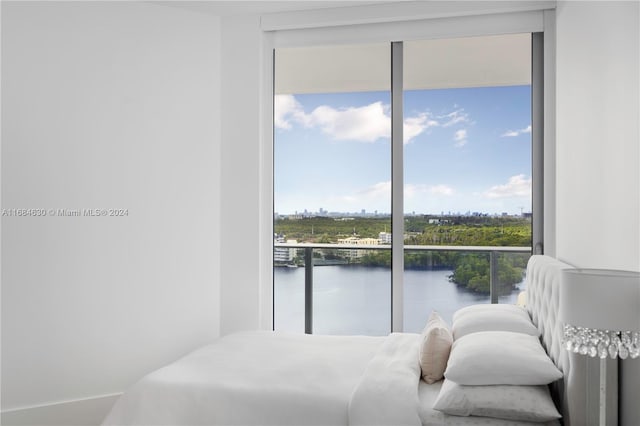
[274,242,531,334]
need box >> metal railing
[274,242,531,334]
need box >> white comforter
[103,331,423,426]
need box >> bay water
[274,265,524,335]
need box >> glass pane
[498,252,531,304]
[404,250,490,331]
[402,34,533,329]
[273,44,391,335]
[313,249,390,336]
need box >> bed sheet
[103,331,385,425]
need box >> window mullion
[391,41,404,332]
[532,32,544,255]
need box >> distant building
[428,218,449,225]
[378,232,392,244]
[337,236,379,259]
[274,234,298,263]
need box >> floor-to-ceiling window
[273,32,542,334]
[273,43,392,335]
[401,35,534,331]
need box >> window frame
[260,6,556,331]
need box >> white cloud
[274,94,303,130]
[358,181,391,198]
[275,95,391,142]
[501,125,532,137]
[404,112,439,144]
[483,175,531,199]
[276,94,458,144]
[405,183,454,197]
[336,181,391,207]
[340,181,454,205]
[453,129,468,147]
[440,109,470,127]
[307,102,390,142]
[429,184,454,196]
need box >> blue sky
[274,85,531,216]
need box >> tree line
[275,215,531,245]
[275,215,531,295]
[358,250,528,295]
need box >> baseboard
[1,393,121,426]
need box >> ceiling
[151,1,533,94]
[152,1,392,17]
[276,33,532,94]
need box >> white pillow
[452,309,539,340]
[452,303,530,322]
[433,379,561,422]
[444,331,563,385]
[419,311,453,384]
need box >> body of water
[274,266,525,335]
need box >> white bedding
[348,333,422,426]
[104,330,561,426]
[104,331,397,426]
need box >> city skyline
[275,85,532,216]
[274,208,530,218]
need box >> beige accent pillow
[418,311,453,384]
[516,290,528,307]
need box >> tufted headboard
[525,255,572,376]
[525,255,594,426]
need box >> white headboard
[525,255,591,426]
[525,255,572,375]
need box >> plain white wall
[1,1,221,422]
[555,2,639,425]
[220,14,264,335]
[555,0,639,272]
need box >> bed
[103,255,580,426]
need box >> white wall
[219,14,264,335]
[555,2,640,425]
[1,2,221,424]
[555,0,639,272]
